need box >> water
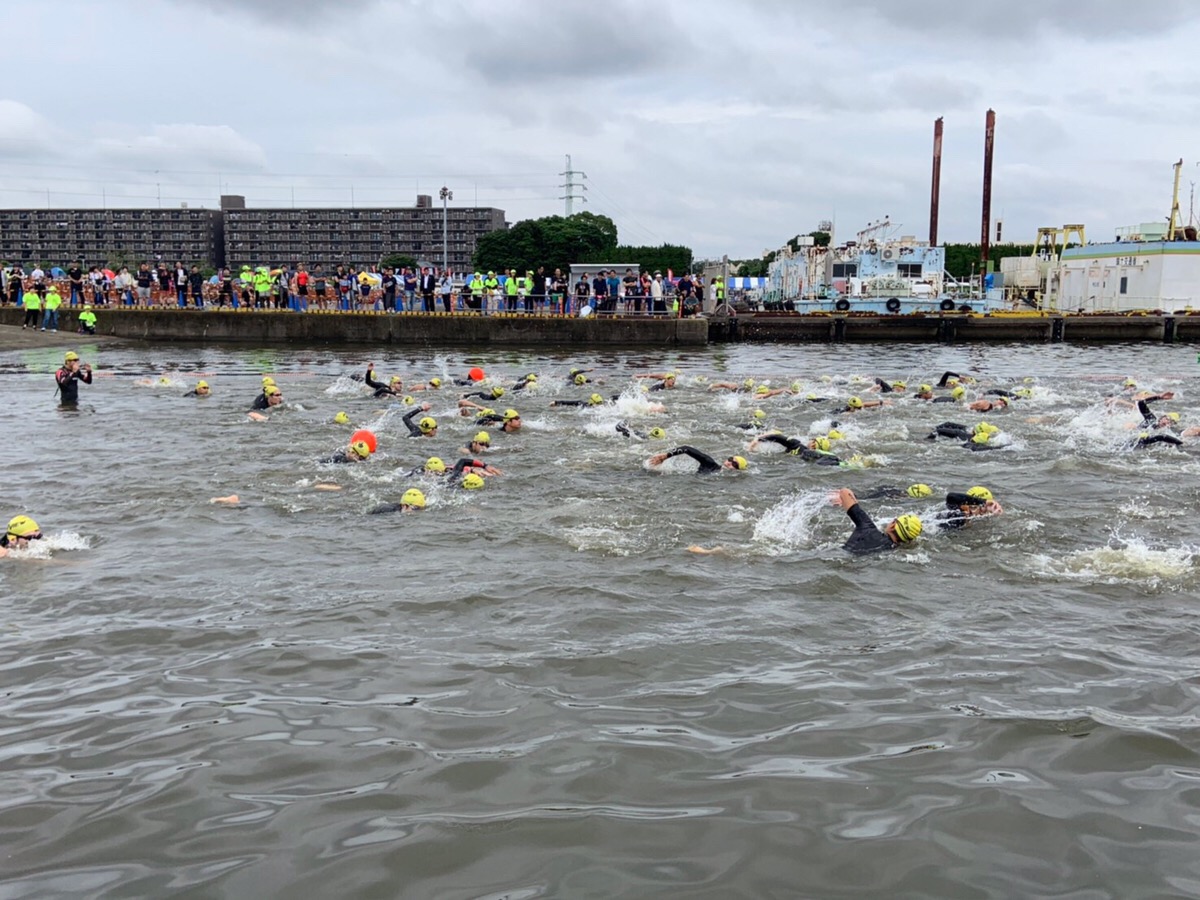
[3,341,1200,898]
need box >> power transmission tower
[559,155,587,216]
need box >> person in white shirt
[650,272,665,315]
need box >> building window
[897,263,922,278]
[1120,276,1128,295]
[832,263,858,278]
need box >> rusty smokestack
[929,117,943,246]
[981,108,995,266]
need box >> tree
[380,252,417,270]
[943,243,1035,279]
[583,243,693,274]
[473,212,619,273]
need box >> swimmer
[458,398,491,416]
[829,488,922,554]
[475,408,522,432]
[461,431,492,454]
[941,486,1004,529]
[936,371,974,387]
[369,487,428,514]
[183,380,210,397]
[333,411,351,425]
[634,372,677,391]
[1130,431,1184,450]
[925,421,972,441]
[320,440,372,464]
[735,409,770,431]
[708,378,757,393]
[55,351,92,407]
[251,384,283,410]
[509,373,538,391]
[870,378,907,394]
[841,396,887,413]
[801,392,830,403]
[752,384,792,399]
[402,404,437,437]
[463,385,506,401]
[210,494,242,504]
[748,432,840,465]
[967,396,1009,413]
[913,384,935,400]
[551,393,609,408]
[932,386,966,404]
[0,515,42,557]
[647,445,748,474]
[1135,393,1180,430]
[856,483,934,500]
[364,364,401,398]
[568,368,592,384]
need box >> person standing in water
[56,352,92,407]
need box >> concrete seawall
[5,307,1198,347]
[0,308,709,347]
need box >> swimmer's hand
[647,453,668,467]
[687,545,725,555]
[247,412,268,422]
[211,494,240,505]
[829,488,858,509]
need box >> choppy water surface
[3,340,1200,898]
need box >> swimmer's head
[755,385,770,395]
[490,386,505,399]
[809,437,831,452]
[390,375,402,386]
[472,431,491,446]
[891,514,922,543]
[806,392,818,400]
[1014,388,1034,399]
[752,409,766,421]
[401,488,426,509]
[919,384,932,394]
[649,427,666,440]
[425,456,446,473]
[588,393,604,406]
[906,483,933,498]
[401,395,415,405]
[158,376,171,385]
[966,486,993,502]
[429,377,441,388]
[503,408,520,422]
[743,378,755,390]
[574,373,588,385]
[418,416,437,434]
[847,396,864,410]
[995,397,1009,407]
[1166,412,1181,423]
[262,376,275,387]
[333,411,350,425]
[6,515,41,541]
[971,432,991,445]
[725,455,749,471]
[951,386,966,399]
[827,429,845,441]
[1124,378,1137,388]
[195,380,210,395]
[891,381,907,391]
[349,440,371,460]
[462,472,486,490]
[64,351,79,363]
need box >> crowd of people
[1,261,724,317]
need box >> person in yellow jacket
[504,269,519,312]
[41,286,63,332]
[483,271,501,314]
[253,267,272,309]
[468,272,485,312]
[520,270,534,313]
[22,286,42,329]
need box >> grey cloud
[171,0,380,23]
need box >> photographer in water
[55,351,92,407]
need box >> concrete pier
[3,307,1197,347]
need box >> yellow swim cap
[402,395,415,405]
[1167,412,1181,422]
[588,393,604,406]
[743,378,755,390]
[649,427,666,439]
[334,411,350,424]
[946,378,959,386]
[891,381,907,390]
[491,386,505,398]
[429,377,442,388]
[264,385,281,396]
[462,472,485,490]
[158,377,171,385]
[806,392,818,400]
[906,483,933,498]
[6,515,40,538]
[971,432,991,444]
[1123,378,1137,387]
[919,384,932,393]
[574,373,588,385]
[967,486,993,502]
[893,514,922,542]
[848,396,864,409]
[755,385,770,395]
[196,380,209,390]
[418,416,437,433]
[401,488,426,508]
[262,376,275,386]
[425,456,446,473]
[390,375,402,385]
[752,409,766,420]
[1015,388,1033,399]
[503,408,520,421]
[64,351,79,362]
[473,431,491,445]
[525,373,537,382]
[827,429,845,440]
[729,455,748,470]
[811,437,831,452]
[951,386,965,399]
[350,440,371,459]
[479,408,495,417]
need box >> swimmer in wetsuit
[830,488,922,554]
[402,404,437,437]
[841,396,887,413]
[856,483,934,501]
[0,515,42,558]
[748,432,841,465]
[369,488,428,514]
[967,396,1009,413]
[940,486,1004,529]
[475,409,522,432]
[251,385,283,410]
[1135,394,1180,430]
[320,440,372,464]
[647,446,748,473]
[1130,432,1184,449]
[551,393,609,408]
[365,364,401,397]
[55,352,92,406]
[183,380,210,397]
[463,385,506,401]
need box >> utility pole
[559,154,587,216]
[440,185,453,272]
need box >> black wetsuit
[1133,433,1183,449]
[927,422,972,441]
[842,503,895,554]
[873,378,894,393]
[755,433,840,465]
[462,391,500,401]
[251,393,270,410]
[550,400,592,408]
[55,366,92,405]
[659,445,722,474]
[476,413,506,425]
[616,422,647,439]
[985,389,1016,398]
[182,390,207,397]
[368,502,405,515]
[365,368,397,398]
[931,395,959,404]
[937,371,964,387]
[962,438,998,452]
[320,451,361,464]
[857,486,909,500]
[402,407,428,437]
[647,380,673,392]
[940,492,989,529]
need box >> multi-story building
[221,195,507,273]
[0,207,224,269]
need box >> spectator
[420,266,437,312]
[294,265,309,311]
[189,265,205,309]
[174,261,188,308]
[218,268,234,308]
[156,264,172,304]
[403,267,418,310]
[41,285,62,331]
[312,265,328,310]
[382,267,397,312]
[7,266,24,309]
[67,260,85,307]
[135,264,153,306]
[576,275,591,313]
[651,272,666,314]
[115,267,134,306]
[439,269,455,312]
[591,271,608,313]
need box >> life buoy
[834,299,851,311]
[958,304,973,313]
[885,297,901,312]
[939,298,956,311]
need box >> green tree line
[471,212,692,275]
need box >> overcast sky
[5,0,1200,258]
